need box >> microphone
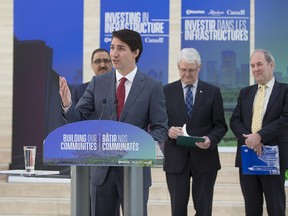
[99,99,107,120]
[110,99,118,120]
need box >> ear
[133,49,139,58]
[270,61,275,70]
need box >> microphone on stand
[110,99,118,120]
[99,99,107,120]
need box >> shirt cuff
[61,102,72,113]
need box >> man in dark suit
[163,48,227,216]
[59,29,168,216]
[72,48,113,106]
[230,49,288,216]
[71,48,114,216]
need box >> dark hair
[91,48,110,63]
[112,29,143,63]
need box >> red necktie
[116,77,127,120]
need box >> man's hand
[59,76,72,108]
[195,136,211,149]
[243,133,262,149]
[168,126,183,139]
[253,143,263,156]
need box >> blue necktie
[185,85,193,117]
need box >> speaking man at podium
[71,48,114,215]
[59,29,168,216]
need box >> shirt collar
[265,77,275,89]
[116,67,137,83]
[181,79,199,89]
[259,77,275,89]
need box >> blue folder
[241,145,280,175]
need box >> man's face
[178,60,201,85]
[250,51,274,85]
[91,51,113,76]
[110,37,139,75]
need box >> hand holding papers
[182,124,189,137]
[176,124,205,147]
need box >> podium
[43,120,158,216]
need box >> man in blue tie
[163,48,227,216]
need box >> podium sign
[43,120,156,166]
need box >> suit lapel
[108,71,117,97]
[245,85,258,128]
[192,80,204,116]
[175,80,188,121]
[265,81,281,117]
[107,71,117,120]
[119,71,145,121]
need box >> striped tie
[251,85,266,133]
[185,85,193,118]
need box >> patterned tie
[251,84,266,133]
[185,85,194,118]
[116,77,127,120]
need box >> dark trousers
[239,168,286,216]
[90,167,149,216]
[166,161,218,216]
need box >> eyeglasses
[93,59,111,65]
[178,66,199,74]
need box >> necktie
[251,85,266,133]
[185,85,193,118]
[116,77,127,120]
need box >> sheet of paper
[182,124,189,136]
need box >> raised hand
[59,76,72,108]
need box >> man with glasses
[72,48,113,106]
[163,48,227,216]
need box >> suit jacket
[72,81,98,120]
[163,80,227,173]
[230,80,288,169]
[72,82,89,105]
[64,70,168,187]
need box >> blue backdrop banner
[12,0,84,172]
[181,0,250,147]
[255,0,288,83]
[181,0,250,88]
[100,0,170,84]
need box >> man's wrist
[61,101,72,112]
[256,132,262,143]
